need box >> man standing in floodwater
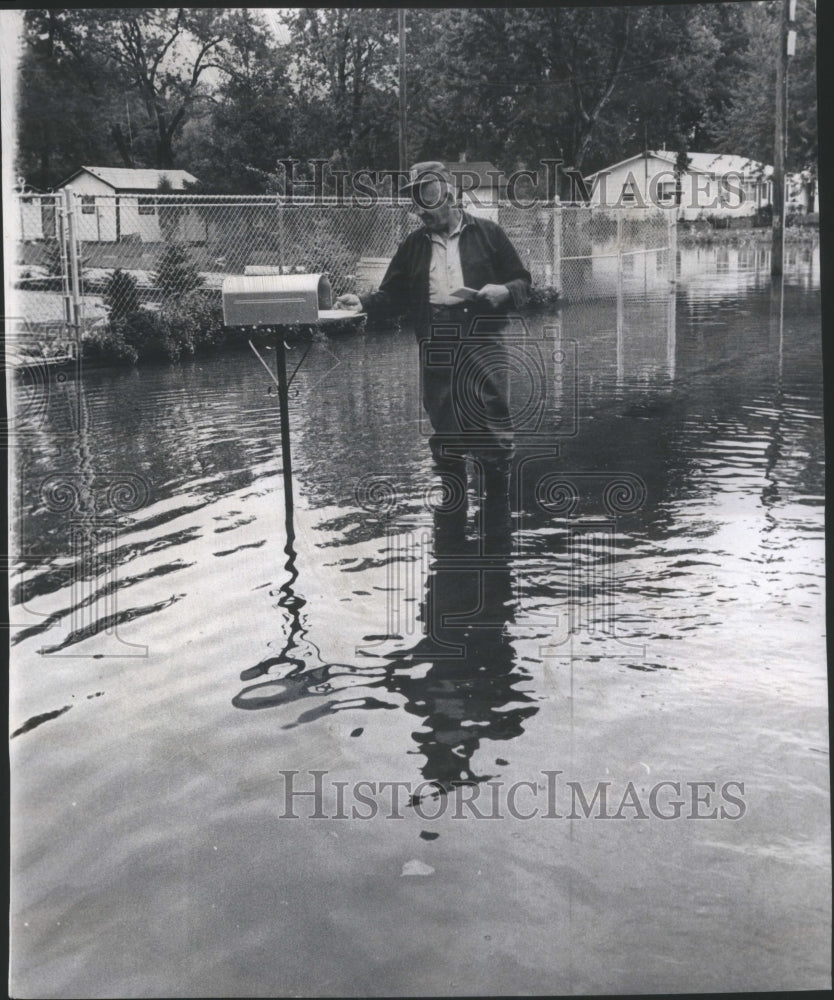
[336,161,532,550]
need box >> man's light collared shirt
[428,212,466,304]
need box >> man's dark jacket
[360,211,532,334]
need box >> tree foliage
[103,268,141,321]
[282,8,400,168]
[704,0,817,174]
[181,10,295,192]
[15,3,818,194]
[154,244,202,294]
[19,8,229,179]
[18,9,135,188]
[404,5,754,177]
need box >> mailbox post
[274,332,294,544]
[220,272,360,551]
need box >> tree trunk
[154,107,176,168]
[111,124,135,168]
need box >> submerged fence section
[558,205,676,304]
[10,192,676,343]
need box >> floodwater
[9,243,829,996]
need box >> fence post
[551,201,562,295]
[277,202,284,274]
[56,194,80,336]
[392,203,400,255]
[63,188,83,340]
[56,196,70,330]
[616,210,624,379]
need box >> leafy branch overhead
[17,3,817,193]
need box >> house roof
[59,166,199,191]
[586,151,773,180]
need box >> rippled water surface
[10,244,829,996]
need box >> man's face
[412,179,455,232]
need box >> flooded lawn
[9,245,829,996]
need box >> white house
[582,151,778,220]
[786,169,819,214]
[56,166,205,242]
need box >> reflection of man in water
[234,514,538,799]
[337,162,532,547]
[385,542,537,798]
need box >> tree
[281,8,400,169]
[674,150,692,207]
[179,10,294,192]
[704,0,817,175]
[15,3,816,200]
[17,8,229,182]
[103,269,141,321]
[17,9,139,187]
[403,6,744,179]
[154,244,202,295]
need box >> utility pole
[772,0,790,276]
[398,9,408,175]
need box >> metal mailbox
[221,272,333,327]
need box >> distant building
[786,169,818,215]
[56,166,205,242]
[582,151,782,220]
[441,161,509,220]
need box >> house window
[138,197,156,215]
[657,181,677,204]
[81,195,95,214]
[742,181,758,205]
[620,183,636,204]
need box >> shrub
[154,244,203,296]
[528,286,561,309]
[160,289,226,354]
[587,212,617,241]
[82,324,139,366]
[294,210,357,291]
[110,308,183,362]
[83,289,228,365]
[786,211,819,229]
[103,268,141,321]
[753,205,773,227]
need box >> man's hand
[476,284,511,308]
[335,293,363,312]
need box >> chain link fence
[558,205,676,303]
[8,192,675,357]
